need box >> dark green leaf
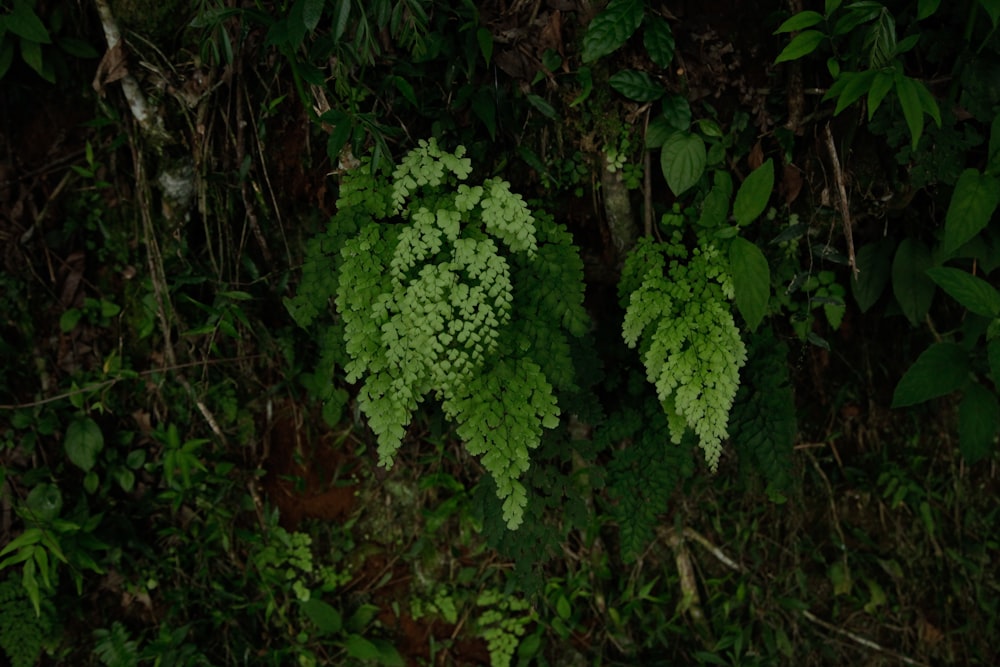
[732,159,774,226]
[645,116,673,148]
[699,185,730,228]
[302,0,324,32]
[26,483,62,523]
[775,30,824,63]
[345,634,381,660]
[477,27,493,65]
[895,74,924,149]
[332,0,350,41]
[65,417,104,472]
[730,236,771,331]
[989,338,1000,383]
[20,38,46,79]
[988,114,1000,177]
[891,343,969,407]
[609,69,664,102]
[301,599,343,635]
[943,169,1000,256]
[926,267,1000,318]
[979,0,1000,27]
[7,0,51,43]
[661,94,691,131]
[918,0,941,19]
[774,11,824,33]
[582,0,643,62]
[833,69,876,115]
[867,69,894,120]
[851,239,893,312]
[892,238,935,325]
[525,93,556,119]
[643,15,674,67]
[660,132,706,196]
[58,37,98,58]
[959,381,999,463]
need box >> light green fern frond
[621,237,748,470]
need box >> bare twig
[823,123,859,278]
[801,610,931,667]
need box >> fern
[619,234,748,470]
[602,396,696,562]
[728,328,797,499]
[93,622,139,667]
[295,138,588,529]
[0,575,51,667]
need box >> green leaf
[959,381,999,463]
[851,239,893,312]
[7,0,51,43]
[609,69,664,102]
[645,116,673,148]
[661,94,691,131]
[729,237,771,331]
[57,37,98,58]
[332,0,350,41]
[65,416,105,472]
[344,634,381,660]
[979,0,1000,27]
[990,338,1000,383]
[59,308,82,333]
[895,74,925,149]
[891,343,969,407]
[918,0,941,19]
[699,185,730,228]
[660,132,706,196]
[20,37,45,78]
[525,93,556,119]
[301,598,343,635]
[732,159,774,226]
[581,0,644,63]
[867,69,895,120]
[988,114,1000,177]
[774,30,824,63]
[943,169,1000,256]
[26,483,62,523]
[643,15,674,67]
[774,11,824,33]
[477,27,493,65]
[926,267,1000,318]
[892,238,935,325]
[302,0,323,32]
[0,527,43,559]
[833,69,876,115]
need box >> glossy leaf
[582,0,644,63]
[943,169,1000,256]
[732,159,774,226]
[609,70,665,102]
[926,267,1000,318]
[959,381,999,463]
[891,343,969,407]
[660,132,706,196]
[892,238,935,325]
[774,11,824,33]
[730,236,771,331]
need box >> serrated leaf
[943,169,1000,256]
[581,0,644,63]
[959,381,999,463]
[732,159,774,226]
[775,30,824,64]
[660,132,705,196]
[892,238,935,325]
[609,69,665,102]
[730,236,771,331]
[851,239,893,312]
[891,343,969,408]
[774,10,824,33]
[926,267,1000,318]
[6,0,51,43]
[643,15,674,67]
[65,417,105,472]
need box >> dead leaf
[748,141,764,171]
[93,42,129,96]
[783,163,803,206]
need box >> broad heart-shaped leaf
[581,0,644,63]
[609,70,665,102]
[729,236,771,331]
[926,266,1000,318]
[959,381,1000,463]
[892,238,935,325]
[732,159,774,226]
[851,238,894,312]
[891,343,969,408]
[65,416,104,472]
[943,169,1000,256]
[643,15,675,67]
[774,30,824,64]
[660,132,706,196]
